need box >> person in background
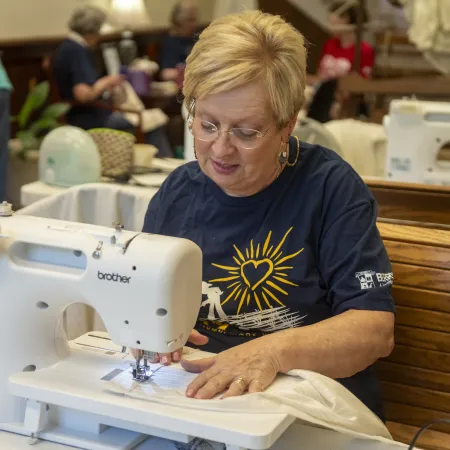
[0,57,12,202]
[307,2,374,122]
[159,0,198,84]
[53,6,172,157]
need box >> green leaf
[17,81,50,129]
[30,118,59,135]
[16,130,39,150]
[41,103,71,120]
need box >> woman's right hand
[131,329,209,365]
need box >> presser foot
[132,351,156,382]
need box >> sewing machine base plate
[6,342,293,450]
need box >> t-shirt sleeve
[142,187,164,233]
[318,164,395,316]
[69,46,97,87]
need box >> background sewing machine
[383,98,450,185]
[0,204,410,450]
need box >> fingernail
[186,389,194,397]
[161,356,168,364]
[173,352,180,361]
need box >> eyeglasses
[188,117,271,150]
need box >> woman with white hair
[159,0,199,83]
[136,10,395,423]
[53,5,172,156]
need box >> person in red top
[307,2,374,122]
[319,2,374,80]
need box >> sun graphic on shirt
[208,227,304,315]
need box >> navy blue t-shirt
[53,39,111,130]
[159,35,195,70]
[142,139,395,419]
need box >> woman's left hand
[180,336,281,399]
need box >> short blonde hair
[183,10,307,128]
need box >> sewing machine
[0,204,411,450]
[0,204,207,449]
[383,98,450,185]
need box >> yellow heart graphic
[241,259,274,291]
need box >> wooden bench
[377,221,450,450]
[366,179,450,226]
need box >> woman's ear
[282,116,298,141]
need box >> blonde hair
[183,10,307,128]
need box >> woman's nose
[211,132,235,158]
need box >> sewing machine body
[384,98,450,185]
[0,212,206,448]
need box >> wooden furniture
[339,72,450,122]
[365,178,450,226]
[377,221,450,450]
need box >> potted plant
[7,80,70,207]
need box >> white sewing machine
[0,203,207,449]
[384,98,450,185]
[0,204,410,450]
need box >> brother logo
[98,271,131,284]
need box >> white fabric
[17,183,158,338]
[324,119,387,178]
[18,182,156,231]
[20,179,161,208]
[115,81,169,133]
[107,350,406,449]
[67,32,87,47]
[400,0,450,73]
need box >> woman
[159,0,198,84]
[141,10,394,421]
[0,57,11,202]
[318,2,374,80]
[307,2,374,122]
[53,6,172,156]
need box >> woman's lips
[211,159,239,175]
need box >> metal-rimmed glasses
[187,116,271,150]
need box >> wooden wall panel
[378,361,450,393]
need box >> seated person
[307,2,374,122]
[134,10,395,424]
[53,6,172,157]
[159,0,198,85]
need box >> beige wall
[0,0,216,41]
[145,0,216,27]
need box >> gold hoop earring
[278,140,288,165]
[286,136,300,167]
